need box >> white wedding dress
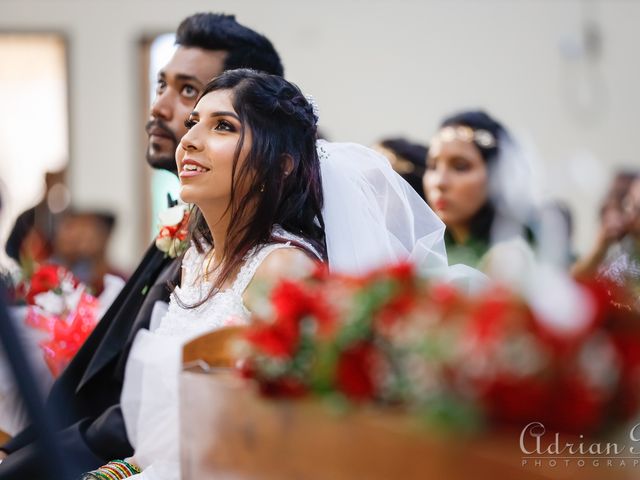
[120,140,482,480]
[121,228,320,480]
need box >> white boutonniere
[155,204,190,258]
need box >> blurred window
[0,34,69,266]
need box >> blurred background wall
[0,0,638,271]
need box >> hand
[0,450,8,461]
[598,208,629,247]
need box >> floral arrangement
[155,204,190,258]
[242,263,640,434]
[17,263,100,377]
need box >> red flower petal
[336,342,378,401]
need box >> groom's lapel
[76,244,172,393]
[113,258,182,380]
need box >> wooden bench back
[182,326,246,368]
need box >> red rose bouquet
[17,263,100,377]
[242,263,640,434]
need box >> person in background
[422,110,533,270]
[572,171,640,293]
[0,13,284,479]
[374,138,428,199]
[5,170,67,266]
[51,210,125,294]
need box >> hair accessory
[316,143,329,162]
[305,94,320,125]
[433,125,496,149]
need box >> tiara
[433,125,496,149]
[305,94,320,125]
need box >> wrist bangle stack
[82,459,141,479]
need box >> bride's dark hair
[184,68,326,306]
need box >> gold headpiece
[432,125,496,149]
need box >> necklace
[203,248,217,282]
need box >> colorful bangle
[82,459,141,479]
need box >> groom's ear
[280,154,295,177]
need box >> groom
[0,13,283,479]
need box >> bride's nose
[179,127,202,152]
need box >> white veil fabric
[318,140,447,274]
[318,140,484,289]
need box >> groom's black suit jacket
[0,243,181,479]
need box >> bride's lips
[179,158,211,179]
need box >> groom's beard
[145,119,179,173]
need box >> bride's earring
[259,183,265,193]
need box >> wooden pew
[180,330,637,480]
[182,325,246,368]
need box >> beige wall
[1,0,638,270]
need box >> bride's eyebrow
[210,111,240,121]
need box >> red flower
[40,293,99,377]
[155,207,190,257]
[157,226,174,238]
[247,280,334,358]
[467,289,514,344]
[376,291,416,329]
[429,283,462,315]
[26,264,65,304]
[257,377,308,398]
[311,263,330,281]
[246,317,300,358]
[362,261,415,286]
[176,226,189,241]
[384,262,415,282]
[157,219,189,241]
[482,377,551,426]
[548,377,606,434]
[271,280,316,322]
[610,334,640,418]
[336,342,378,401]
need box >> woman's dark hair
[436,110,511,244]
[379,137,428,199]
[183,69,325,307]
[175,13,284,77]
[440,110,508,164]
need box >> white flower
[526,264,595,336]
[155,235,173,253]
[34,291,66,316]
[159,204,187,227]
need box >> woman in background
[572,172,640,299]
[422,110,534,272]
[571,171,640,279]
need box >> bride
[84,69,452,479]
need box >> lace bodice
[153,227,320,339]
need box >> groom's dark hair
[175,13,284,77]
